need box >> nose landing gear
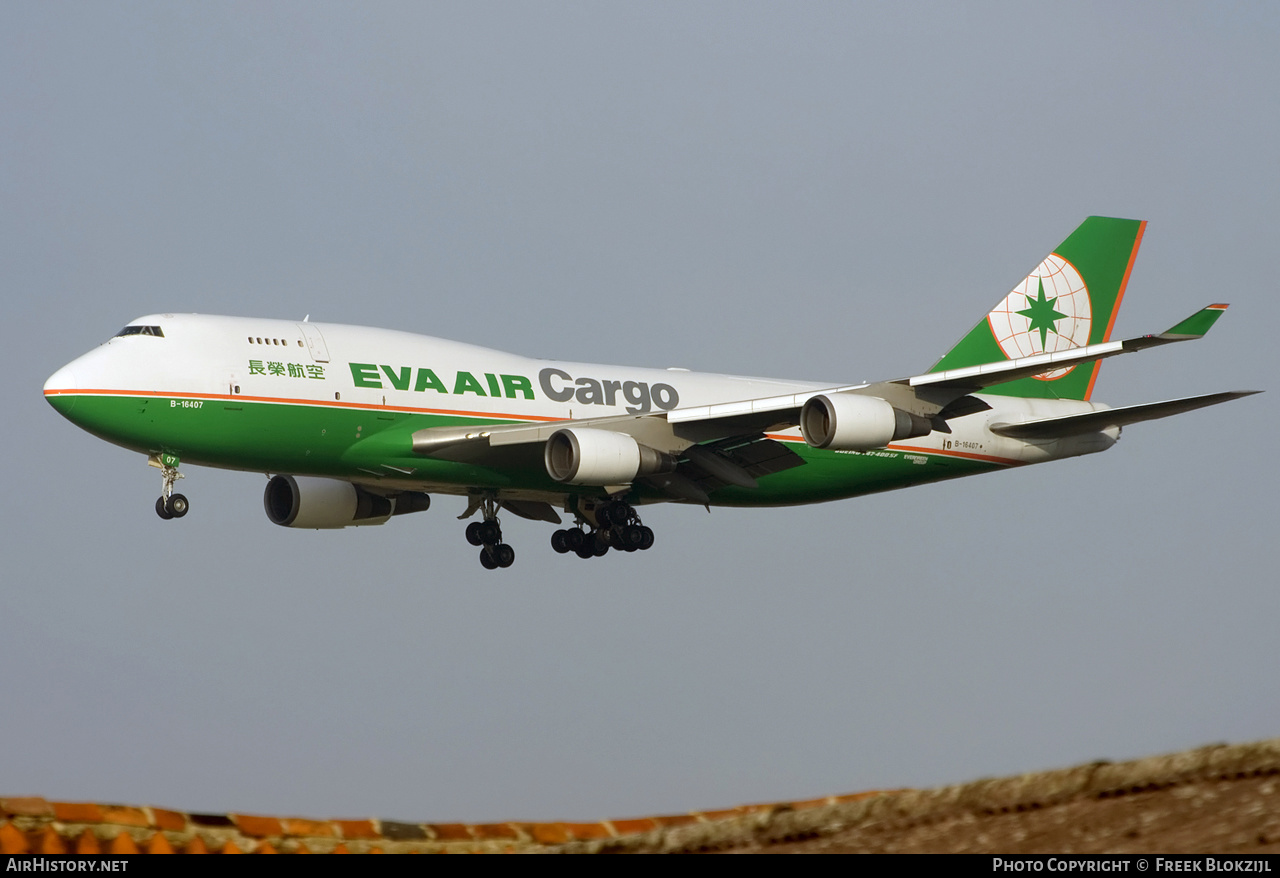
[150,453,189,520]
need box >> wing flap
[672,435,807,497]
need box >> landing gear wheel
[466,495,516,568]
[566,528,585,551]
[591,533,610,557]
[166,494,189,518]
[598,500,633,528]
[551,530,571,553]
[638,526,655,551]
[478,520,501,545]
[151,453,185,521]
[574,544,596,559]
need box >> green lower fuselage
[47,390,1004,508]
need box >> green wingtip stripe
[1162,305,1229,339]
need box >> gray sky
[2,1,1276,823]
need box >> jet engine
[799,393,932,451]
[544,428,676,486]
[264,475,429,528]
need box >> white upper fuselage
[46,312,828,419]
[46,313,1114,476]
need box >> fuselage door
[297,323,331,363]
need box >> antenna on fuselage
[303,315,310,322]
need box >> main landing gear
[550,500,654,560]
[459,496,654,568]
[464,497,515,570]
[150,453,189,520]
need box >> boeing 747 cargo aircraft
[44,217,1257,568]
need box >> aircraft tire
[602,501,632,527]
[603,501,625,527]
[166,494,189,518]
[496,544,515,568]
[574,544,595,559]
[465,522,484,546]
[566,528,585,551]
[478,521,501,545]
[638,527,655,550]
[551,530,570,553]
[479,547,499,569]
[591,534,610,557]
[155,497,174,520]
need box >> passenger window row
[248,337,304,347]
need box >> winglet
[1159,304,1229,340]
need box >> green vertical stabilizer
[929,216,1146,400]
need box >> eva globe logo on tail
[987,254,1092,381]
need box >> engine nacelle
[264,475,424,528]
[544,428,675,486]
[799,392,932,451]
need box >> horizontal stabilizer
[990,390,1260,439]
[912,304,1232,394]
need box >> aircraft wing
[989,390,1261,439]
[407,304,1236,499]
[668,303,1236,430]
[410,410,807,502]
[412,304,1234,455]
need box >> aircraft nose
[44,363,79,414]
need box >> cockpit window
[116,325,165,338]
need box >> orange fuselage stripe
[42,388,562,423]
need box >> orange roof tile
[54,801,104,823]
[34,827,66,855]
[74,829,101,854]
[145,833,175,854]
[283,818,335,837]
[151,808,188,832]
[100,806,149,828]
[0,823,30,855]
[108,832,140,854]
[233,814,284,837]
